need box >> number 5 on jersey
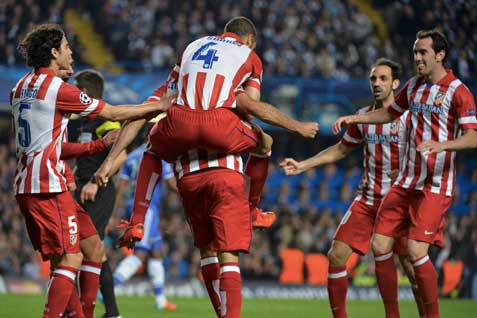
[192,42,219,69]
[18,102,31,147]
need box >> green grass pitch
[0,294,476,317]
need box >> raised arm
[98,98,172,122]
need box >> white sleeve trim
[458,116,477,125]
[79,99,99,117]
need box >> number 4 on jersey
[192,42,219,69]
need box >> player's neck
[374,96,393,109]
[425,65,447,84]
[47,62,61,77]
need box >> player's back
[176,33,261,111]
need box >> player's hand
[102,129,120,147]
[116,220,145,249]
[333,115,354,135]
[387,169,400,183]
[80,181,99,203]
[417,140,446,154]
[94,159,113,186]
[67,182,77,192]
[149,95,176,113]
[296,122,319,138]
[279,158,306,175]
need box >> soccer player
[333,29,477,318]
[99,17,317,318]
[281,58,441,318]
[113,143,177,311]
[71,70,125,318]
[10,23,171,318]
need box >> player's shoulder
[357,105,373,115]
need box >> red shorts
[374,186,450,246]
[177,169,252,253]
[149,105,262,163]
[16,191,98,260]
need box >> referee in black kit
[72,69,126,318]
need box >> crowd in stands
[1,132,476,298]
[1,0,477,79]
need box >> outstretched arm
[236,92,319,138]
[333,107,397,134]
[280,142,354,175]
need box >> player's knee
[60,252,84,269]
[371,236,391,255]
[407,240,428,261]
[82,235,105,262]
[327,247,346,266]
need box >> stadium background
[0,0,476,311]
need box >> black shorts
[74,181,116,240]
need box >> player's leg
[327,240,353,318]
[77,184,121,318]
[16,193,84,318]
[113,250,147,285]
[218,251,242,318]
[398,254,426,318]
[327,200,376,318]
[77,206,105,318]
[129,149,163,226]
[407,191,451,318]
[200,248,221,317]
[372,186,411,318]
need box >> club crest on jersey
[70,234,77,245]
[390,121,400,134]
[80,92,92,105]
[433,91,446,106]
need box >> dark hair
[416,29,449,62]
[74,69,104,99]
[372,58,402,80]
[224,16,257,40]
[19,23,65,68]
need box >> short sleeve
[340,123,363,147]
[161,161,174,180]
[146,62,181,102]
[389,80,411,116]
[56,82,105,119]
[243,52,262,90]
[452,84,477,131]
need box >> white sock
[113,254,142,284]
[148,258,166,306]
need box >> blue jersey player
[113,144,177,310]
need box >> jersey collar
[219,32,244,44]
[35,67,56,76]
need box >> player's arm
[280,142,354,175]
[418,86,477,153]
[97,98,172,122]
[236,92,318,138]
[333,107,397,134]
[418,129,477,154]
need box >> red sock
[328,265,348,318]
[374,252,399,318]
[66,289,85,318]
[201,257,221,317]
[43,266,77,318]
[413,255,439,318]
[244,154,269,212]
[79,261,102,318]
[131,151,162,225]
[408,274,427,318]
[219,262,242,318]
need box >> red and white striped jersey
[146,32,261,178]
[388,70,477,196]
[10,68,105,194]
[341,106,408,205]
[173,149,243,180]
[174,32,262,110]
